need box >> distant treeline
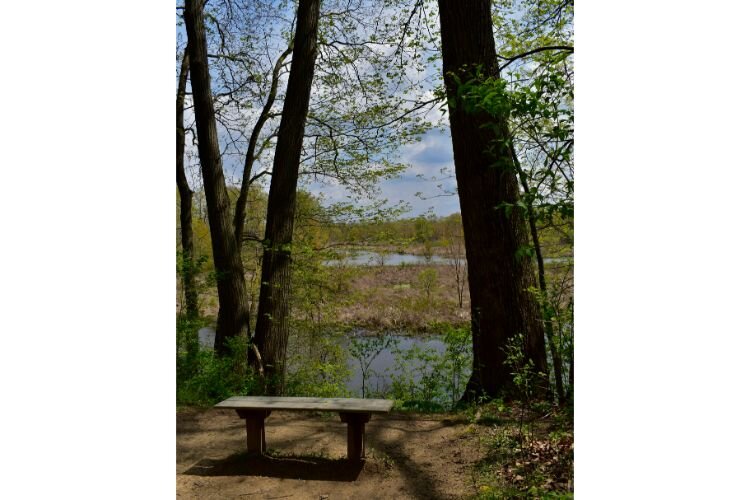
[180,186,572,263]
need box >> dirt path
[177,408,483,499]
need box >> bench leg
[339,413,371,461]
[236,410,271,456]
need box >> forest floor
[177,405,573,499]
[177,408,480,499]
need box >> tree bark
[177,48,199,319]
[253,0,321,395]
[185,0,250,355]
[437,0,548,401]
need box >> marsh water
[323,250,570,267]
[195,250,568,399]
[323,250,456,267]
[343,333,454,397]
[196,326,462,397]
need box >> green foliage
[466,334,575,497]
[176,252,208,279]
[456,68,573,224]
[229,183,268,240]
[176,251,209,317]
[468,399,573,499]
[503,333,542,404]
[443,326,473,404]
[176,318,261,406]
[288,324,472,406]
[449,0,574,413]
[414,216,436,247]
[389,340,444,404]
[416,268,438,304]
[176,188,214,268]
[285,324,352,398]
[329,212,465,252]
[528,284,573,402]
[388,326,472,409]
[452,0,575,231]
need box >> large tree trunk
[177,48,199,319]
[185,0,250,355]
[437,0,548,401]
[253,0,321,395]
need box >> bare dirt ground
[177,408,483,499]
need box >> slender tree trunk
[567,299,573,401]
[253,0,321,395]
[437,0,548,401]
[567,347,573,399]
[513,150,565,404]
[233,44,294,247]
[185,0,250,355]
[177,48,199,319]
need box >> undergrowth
[467,400,573,499]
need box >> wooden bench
[215,396,394,461]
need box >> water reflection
[323,251,456,267]
[322,250,570,267]
[345,334,451,396]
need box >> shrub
[177,318,260,406]
[388,326,472,409]
[286,332,352,397]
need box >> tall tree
[468,0,574,403]
[185,0,251,354]
[253,0,322,394]
[187,0,431,255]
[436,0,548,400]
[177,47,199,319]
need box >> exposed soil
[177,408,483,499]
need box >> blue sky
[307,128,460,218]
[178,1,460,220]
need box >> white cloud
[308,128,459,218]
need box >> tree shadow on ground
[183,452,364,482]
[368,423,449,500]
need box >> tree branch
[233,42,294,245]
[498,45,573,72]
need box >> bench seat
[215,396,394,461]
